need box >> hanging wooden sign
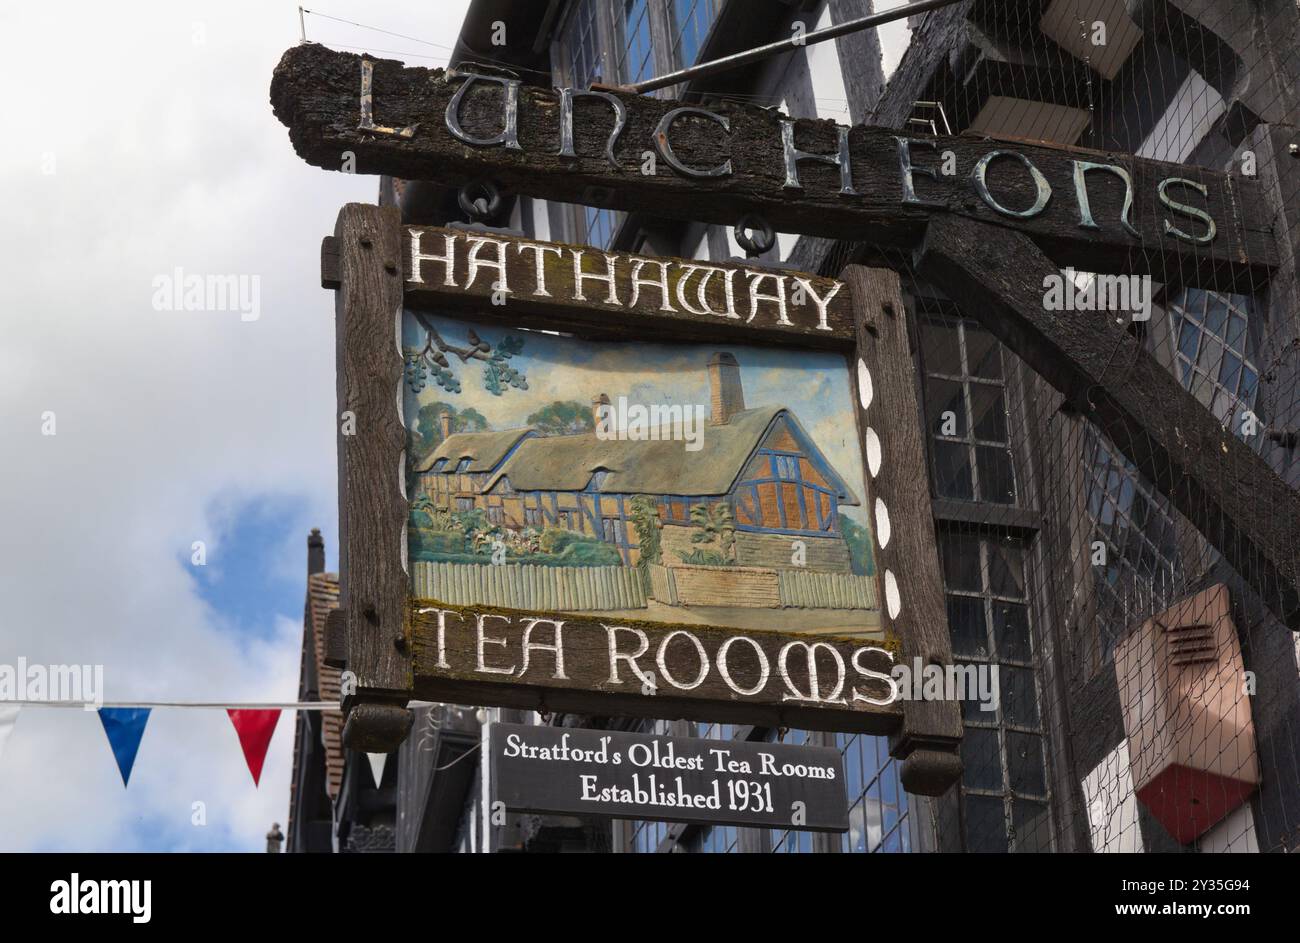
[325,203,961,796]
[273,43,1276,288]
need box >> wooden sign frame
[274,44,1277,289]
[323,203,962,796]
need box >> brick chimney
[439,410,453,440]
[307,528,325,576]
[592,393,611,429]
[708,352,744,425]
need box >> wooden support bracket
[844,265,963,796]
[331,202,414,752]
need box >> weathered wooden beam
[407,601,906,738]
[916,215,1300,630]
[331,203,414,751]
[270,43,1276,288]
[844,266,963,796]
[402,225,854,347]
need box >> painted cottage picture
[404,312,880,637]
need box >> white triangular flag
[366,752,388,786]
[0,706,20,764]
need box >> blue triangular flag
[98,708,151,787]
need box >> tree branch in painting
[405,312,528,395]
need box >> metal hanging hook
[457,180,502,223]
[734,213,776,258]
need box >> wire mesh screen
[389,0,1300,854]
[808,0,1300,855]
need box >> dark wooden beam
[270,43,1276,289]
[915,215,1300,630]
[844,266,963,796]
[331,203,415,751]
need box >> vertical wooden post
[331,202,414,751]
[843,265,963,796]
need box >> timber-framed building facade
[289,0,1300,855]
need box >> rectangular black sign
[489,722,849,833]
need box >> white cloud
[0,0,470,850]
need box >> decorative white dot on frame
[884,569,901,620]
[874,497,891,548]
[857,359,873,410]
[864,427,882,478]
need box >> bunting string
[0,700,433,789]
[0,700,341,710]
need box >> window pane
[987,543,1025,597]
[947,595,989,658]
[1218,351,1242,391]
[933,441,974,500]
[1225,314,1246,351]
[671,0,715,66]
[941,533,982,592]
[961,727,1002,790]
[926,378,967,437]
[1001,666,1040,726]
[564,0,602,87]
[964,795,1009,852]
[1178,319,1199,360]
[1197,335,1223,373]
[992,602,1032,663]
[1007,732,1046,796]
[619,0,656,84]
[1240,367,1258,404]
[1204,293,1229,335]
[969,384,1008,442]
[965,326,1003,379]
[975,446,1016,504]
[921,319,962,375]
[1012,799,1053,852]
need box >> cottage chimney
[708,352,745,425]
[592,393,611,429]
[439,410,453,440]
[307,528,325,576]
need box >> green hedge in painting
[628,496,661,567]
[410,530,469,557]
[841,516,876,577]
[687,503,736,564]
[408,512,622,567]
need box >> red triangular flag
[227,709,280,786]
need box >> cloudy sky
[0,1,909,851]
[0,0,472,852]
